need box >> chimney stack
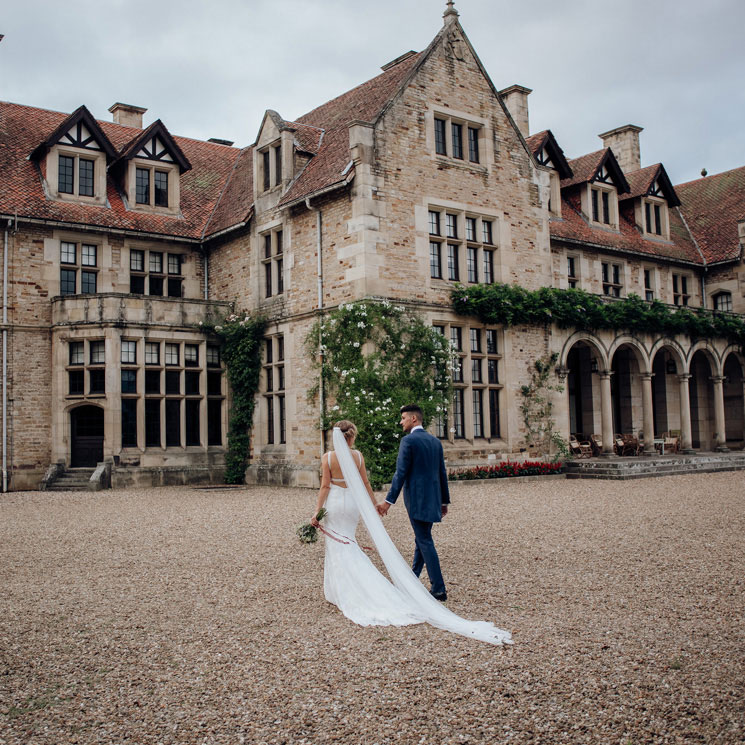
[598,125,643,173]
[499,85,532,138]
[109,102,147,129]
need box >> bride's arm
[311,454,331,527]
[357,453,376,503]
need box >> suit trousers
[409,515,446,595]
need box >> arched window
[713,292,733,312]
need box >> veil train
[332,427,512,646]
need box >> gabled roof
[29,104,117,161]
[525,130,573,180]
[0,101,240,240]
[561,148,630,193]
[114,119,192,173]
[620,163,680,207]
[676,166,745,264]
[279,50,423,207]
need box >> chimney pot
[108,102,147,129]
[598,124,643,173]
[499,85,532,138]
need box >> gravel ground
[0,473,743,745]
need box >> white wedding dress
[322,428,512,646]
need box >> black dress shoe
[430,590,447,602]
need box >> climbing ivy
[452,283,745,345]
[206,312,266,484]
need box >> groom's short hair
[400,404,423,422]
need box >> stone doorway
[70,405,104,467]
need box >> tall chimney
[598,124,643,173]
[499,85,532,138]
[108,102,147,129]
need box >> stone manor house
[1,3,744,490]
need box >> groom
[377,404,451,601]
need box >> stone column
[711,375,729,452]
[640,373,656,455]
[678,374,694,453]
[599,371,615,456]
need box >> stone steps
[45,468,95,491]
[565,452,745,480]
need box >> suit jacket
[385,428,450,523]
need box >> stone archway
[562,337,605,441]
[609,342,646,437]
[689,350,716,449]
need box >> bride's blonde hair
[334,420,358,442]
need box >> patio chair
[621,433,641,456]
[589,434,603,456]
[614,434,627,456]
[569,435,593,458]
[663,431,679,454]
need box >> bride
[310,420,512,646]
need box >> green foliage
[306,299,454,489]
[519,352,564,455]
[208,312,266,483]
[452,283,745,345]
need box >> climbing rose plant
[306,299,454,489]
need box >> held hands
[376,501,391,517]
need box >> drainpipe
[203,246,209,300]
[305,197,324,461]
[2,220,10,492]
[700,268,707,310]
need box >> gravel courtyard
[1,472,743,745]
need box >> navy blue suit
[385,427,451,595]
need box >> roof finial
[444,0,459,24]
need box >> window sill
[433,155,488,174]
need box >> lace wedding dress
[323,427,512,646]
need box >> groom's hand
[376,502,390,516]
[441,505,448,517]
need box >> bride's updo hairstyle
[334,420,357,442]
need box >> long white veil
[332,427,512,646]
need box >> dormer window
[135,166,169,207]
[587,172,618,229]
[31,106,116,206]
[640,192,670,240]
[58,154,95,197]
[114,120,191,216]
[259,142,283,192]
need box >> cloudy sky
[2,0,743,184]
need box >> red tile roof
[561,150,608,188]
[0,101,241,240]
[676,166,745,264]
[551,188,702,264]
[279,51,422,206]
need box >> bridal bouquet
[296,508,327,544]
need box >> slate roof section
[0,101,241,241]
[279,51,422,207]
[676,166,745,264]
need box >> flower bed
[449,461,564,480]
